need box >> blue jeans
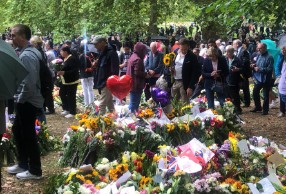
[205,89,225,109]
[279,93,286,114]
[129,91,142,113]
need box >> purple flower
[145,150,155,159]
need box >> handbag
[211,76,225,94]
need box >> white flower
[49,136,54,140]
[130,131,136,136]
[63,191,73,194]
[111,160,118,166]
[249,176,256,182]
[78,185,92,194]
[78,127,85,132]
[101,158,109,164]
[253,159,258,164]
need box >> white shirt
[278,60,286,95]
[212,60,218,71]
[174,52,185,79]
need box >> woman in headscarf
[126,42,147,112]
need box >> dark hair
[207,38,216,44]
[13,24,31,40]
[61,46,72,54]
[123,41,132,49]
[178,38,190,46]
[46,40,53,49]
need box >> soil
[1,103,286,193]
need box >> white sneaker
[65,114,74,118]
[269,101,276,109]
[16,170,42,180]
[7,164,26,174]
[277,112,285,117]
[61,110,69,115]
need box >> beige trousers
[99,87,114,115]
[171,80,188,104]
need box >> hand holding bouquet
[51,58,63,71]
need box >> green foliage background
[0,0,285,42]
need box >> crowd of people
[1,22,286,181]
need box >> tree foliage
[1,0,286,42]
[1,0,195,42]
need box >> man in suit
[233,39,251,107]
[144,42,164,100]
[171,38,201,103]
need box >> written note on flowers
[237,139,250,156]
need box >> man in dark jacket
[93,36,119,115]
[233,39,251,107]
[171,38,201,103]
[225,45,243,114]
[144,42,164,100]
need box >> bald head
[150,42,158,54]
[257,43,267,54]
[233,39,242,50]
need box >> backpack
[28,49,53,99]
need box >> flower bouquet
[51,58,63,71]
[163,52,176,83]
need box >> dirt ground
[1,102,286,193]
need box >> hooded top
[126,42,147,92]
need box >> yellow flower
[104,117,112,126]
[173,170,185,176]
[76,174,85,182]
[131,152,138,161]
[92,169,99,176]
[153,154,162,162]
[169,52,176,60]
[163,55,171,66]
[166,123,175,132]
[70,125,79,131]
[85,179,93,184]
[66,172,76,183]
[158,145,167,149]
[139,176,153,189]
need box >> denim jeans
[253,82,270,112]
[129,91,142,113]
[279,93,286,114]
[205,89,225,109]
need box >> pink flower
[83,184,98,194]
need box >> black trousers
[44,89,55,113]
[59,84,78,115]
[242,77,251,106]
[144,77,159,101]
[12,102,42,176]
[253,82,270,112]
[228,85,242,112]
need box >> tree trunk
[148,0,158,35]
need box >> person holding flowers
[170,38,201,103]
[57,46,80,118]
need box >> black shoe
[261,111,268,115]
[243,104,250,107]
[250,108,262,112]
[237,110,242,115]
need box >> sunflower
[168,52,176,60]
[163,55,171,66]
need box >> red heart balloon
[106,75,132,100]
